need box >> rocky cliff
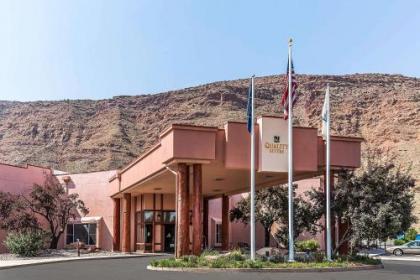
[0,74,418,181]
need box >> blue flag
[246,79,252,133]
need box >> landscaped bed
[149,250,382,271]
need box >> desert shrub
[201,248,219,256]
[296,239,320,252]
[405,228,417,241]
[181,255,199,266]
[150,250,381,268]
[4,231,44,257]
[210,257,227,268]
[225,249,245,261]
[394,239,406,246]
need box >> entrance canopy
[109,116,362,198]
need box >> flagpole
[287,38,294,262]
[250,75,256,261]
[325,84,332,261]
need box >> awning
[81,216,102,223]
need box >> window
[163,211,176,223]
[66,223,97,245]
[215,223,222,245]
[145,224,153,243]
[143,211,154,223]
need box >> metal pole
[325,84,332,261]
[250,75,256,261]
[287,38,294,262]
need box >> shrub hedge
[4,231,44,257]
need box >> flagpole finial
[288,38,293,46]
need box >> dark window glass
[66,234,73,244]
[89,224,97,235]
[163,212,176,223]
[144,211,154,223]
[66,224,74,244]
[145,224,153,243]
[67,225,73,235]
[74,224,89,244]
[67,223,97,245]
[88,235,96,245]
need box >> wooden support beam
[203,198,209,249]
[175,163,190,258]
[192,164,203,256]
[112,198,121,251]
[122,193,131,253]
[221,195,229,250]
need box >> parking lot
[0,257,419,280]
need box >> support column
[221,195,230,250]
[203,198,209,249]
[112,198,121,251]
[122,193,131,253]
[192,164,203,256]
[175,163,190,258]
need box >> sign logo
[264,135,287,154]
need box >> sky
[0,0,419,101]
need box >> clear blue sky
[0,0,419,101]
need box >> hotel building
[0,116,362,256]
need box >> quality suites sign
[258,117,288,172]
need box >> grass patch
[150,251,381,269]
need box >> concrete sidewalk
[0,253,164,269]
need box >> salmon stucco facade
[0,116,362,256]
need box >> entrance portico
[110,116,362,257]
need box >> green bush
[394,239,407,246]
[4,231,44,257]
[150,253,381,268]
[201,249,219,256]
[296,239,320,252]
[405,228,417,241]
[225,249,245,261]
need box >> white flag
[321,85,330,140]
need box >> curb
[377,256,420,262]
[0,254,163,270]
[146,263,384,273]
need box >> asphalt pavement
[0,256,419,280]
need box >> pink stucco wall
[0,163,52,253]
[56,170,117,251]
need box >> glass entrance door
[164,224,175,253]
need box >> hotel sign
[258,117,288,172]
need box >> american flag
[281,56,298,120]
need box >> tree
[229,185,321,248]
[0,192,39,232]
[0,175,89,249]
[308,160,416,254]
